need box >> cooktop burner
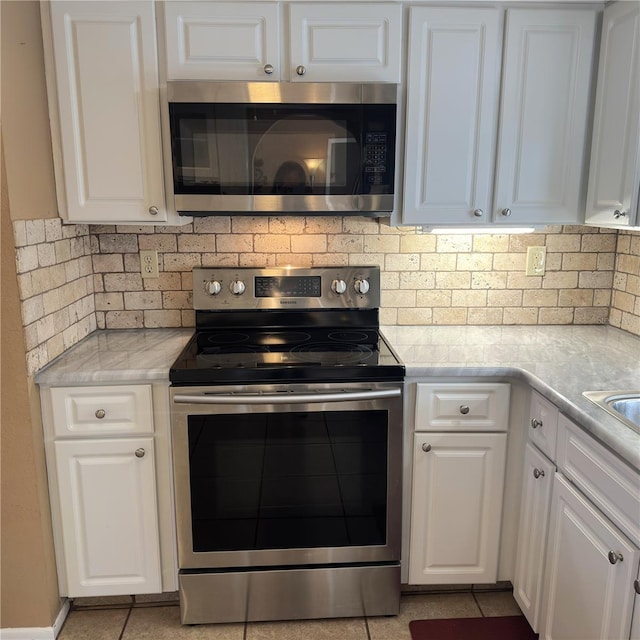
[169,266,405,385]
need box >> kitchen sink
[583,391,640,434]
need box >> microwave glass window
[169,104,395,197]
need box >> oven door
[170,381,403,570]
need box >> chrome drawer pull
[422,443,432,452]
[608,551,623,565]
[135,448,146,458]
[95,409,106,419]
[459,405,470,415]
[533,468,545,479]
[531,418,543,429]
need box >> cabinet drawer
[557,414,640,546]
[415,383,509,431]
[528,390,558,460]
[50,385,154,437]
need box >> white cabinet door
[540,473,640,640]
[288,3,402,82]
[494,9,596,225]
[409,432,507,584]
[54,437,162,596]
[402,7,502,225]
[513,442,555,633]
[163,2,281,81]
[46,1,167,224]
[528,390,559,461]
[585,1,640,229]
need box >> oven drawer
[50,385,154,437]
[415,383,510,432]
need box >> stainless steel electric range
[169,266,404,624]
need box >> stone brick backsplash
[610,230,640,336]
[13,216,640,375]
[12,218,96,374]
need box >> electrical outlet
[525,246,546,276]
[140,250,159,278]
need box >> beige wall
[1,1,62,630]
[1,0,57,221]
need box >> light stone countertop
[34,328,194,385]
[34,325,639,471]
[382,324,640,471]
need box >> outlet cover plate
[525,246,546,276]
[140,250,159,278]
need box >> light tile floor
[59,589,523,640]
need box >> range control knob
[331,279,347,294]
[230,280,246,295]
[205,280,222,296]
[354,279,370,295]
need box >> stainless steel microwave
[163,82,398,216]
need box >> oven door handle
[172,388,401,405]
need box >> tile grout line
[471,591,486,618]
[117,606,134,640]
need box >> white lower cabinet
[631,564,640,640]
[409,431,507,584]
[54,438,162,597]
[540,473,640,640]
[513,442,555,632]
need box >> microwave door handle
[173,388,401,405]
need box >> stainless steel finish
[583,391,640,433]
[473,208,484,217]
[174,193,394,214]
[501,207,512,217]
[148,206,159,215]
[296,65,306,76]
[613,209,627,219]
[95,409,105,419]
[174,388,401,405]
[192,266,381,310]
[533,468,545,479]
[331,279,347,294]
[531,418,543,429]
[134,448,145,458]
[179,564,400,624]
[168,81,398,105]
[170,380,403,570]
[459,405,470,415]
[608,551,624,564]
[421,443,432,452]
[635,579,640,594]
[263,63,274,75]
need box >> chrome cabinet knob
[331,279,347,295]
[459,405,470,415]
[608,551,623,565]
[501,208,512,217]
[148,206,159,216]
[634,579,640,595]
[613,209,627,219]
[296,65,306,76]
[533,468,545,479]
[230,280,246,295]
[95,409,106,419]
[354,279,370,295]
[422,443,432,452]
[531,418,543,429]
[135,448,146,458]
[263,63,274,75]
[473,209,484,217]
[205,280,222,296]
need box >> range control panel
[193,266,381,311]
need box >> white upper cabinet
[494,9,596,226]
[288,3,402,82]
[402,7,502,226]
[163,2,281,81]
[401,6,597,227]
[585,1,640,229]
[162,2,402,83]
[44,1,173,225]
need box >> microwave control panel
[363,132,390,186]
